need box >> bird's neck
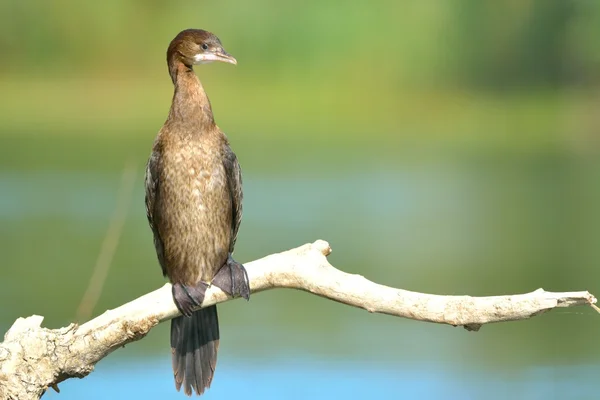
[167,61,215,132]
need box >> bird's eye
[201,43,209,50]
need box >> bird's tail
[171,305,220,396]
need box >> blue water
[44,357,598,400]
[0,168,467,221]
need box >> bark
[0,240,596,399]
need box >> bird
[144,29,250,396]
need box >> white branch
[0,240,596,399]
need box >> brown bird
[145,29,250,396]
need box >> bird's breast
[157,139,232,284]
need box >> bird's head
[167,29,237,67]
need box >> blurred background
[1,0,599,399]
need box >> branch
[0,240,596,399]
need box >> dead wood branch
[0,240,596,400]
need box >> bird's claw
[172,282,209,317]
[212,255,250,300]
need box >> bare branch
[0,240,596,399]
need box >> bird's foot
[212,255,250,300]
[172,281,209,317]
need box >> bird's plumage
[146,129,239,284]
[144,29,246,396]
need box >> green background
[1,1,599,398]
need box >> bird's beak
[215,50,237,65]
[194,50,237,65]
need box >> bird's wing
[145,147,168,276]
[223,146,243,253]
